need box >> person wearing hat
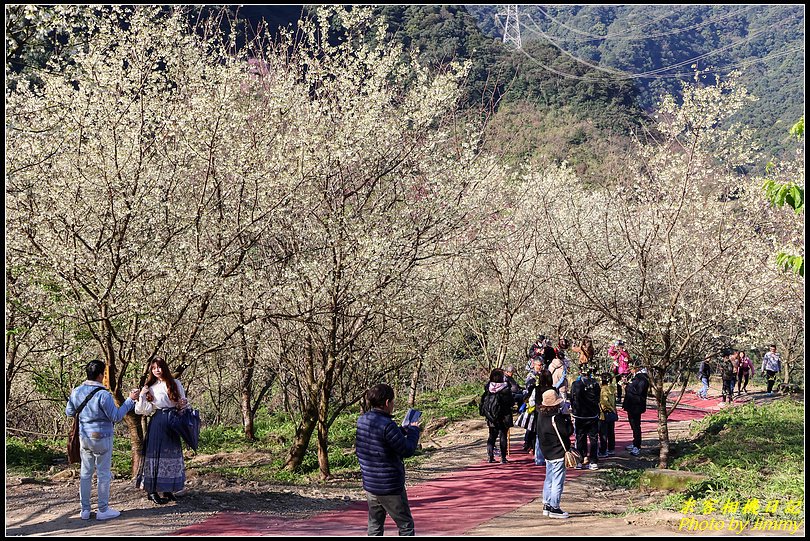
[536,388,573,519]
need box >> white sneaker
[80,510,91,520]
[630,446,640,456]
[96,508,121,521]
[589,463,599,470]
[625,444,635,451]
[548,507,570,519]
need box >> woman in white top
[134,357,188,505]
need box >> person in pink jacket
[608,340,630,404]
[736,350,754,395]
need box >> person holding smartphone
[355,384,422,536]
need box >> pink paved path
[175,391,722,536]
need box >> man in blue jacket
[355,383,422,536]
[66,359,139,521]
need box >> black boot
[163,492,177,502]
[147,492,168,504]
[487,443,495,463]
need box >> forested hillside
[467,4,805,160]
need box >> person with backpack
[66,359,139,521]
[480,368,515,463]
[718,349,735,406]
[570,367,601,469]
[697,355,712,400]
[622,366,649,456]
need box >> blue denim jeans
[534,433,545,465]
[698,377,709,398]
[543,458,566,509]
[80,435,113,513]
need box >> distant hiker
[736,350,754,395]
[570,367,601,469]
[608,339,630,404]
[718,349,735,405]
[598,372,617,458]
[356,383,422,536]
[536,389,573,519]
[761,344,782,396]
[503,365,524,404]
[697,355,712,400]
[541,339,557,370]
[524,360,547,453]
[622,366,649,456]
[66,359,139,521]
[480,368,515,463]
[571,336,595,372]
[135,357,190,505]
[548,350,569,402]
[729,349,741,396]
[525,335,546,372]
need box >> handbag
[67,387,105,464]
[551,414,580,468]
[603,410,619,423]
[515,407,536,432]
[167,407,200,451]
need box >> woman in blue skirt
[135,357,189,505]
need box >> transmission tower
[500,5,522,49]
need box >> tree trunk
[316,383,331,479]
[241,388,255,441]
[655,386,670,469]
[285,403,318,470]
[125,412,145,478]
[407,356,423,408]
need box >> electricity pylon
[500,5,522,48]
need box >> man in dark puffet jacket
[356,383,422,536]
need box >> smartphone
[402,408,422,427]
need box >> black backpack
[479,390,503,423]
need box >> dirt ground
[5,394,804,537]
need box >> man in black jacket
[570,368,601,469]
[622,367,650,456]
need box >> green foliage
[6,437,63,475]
[603,467,646,489]
[664,400,805,518]
[466,5,804,157]
[762,178,804,214]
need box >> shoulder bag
[67,387,105,464]
[551,414,580,468]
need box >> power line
[518,14,802,81]
[532,5,760,43]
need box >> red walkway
[175,391,721,536]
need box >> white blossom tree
[541,72,780,467]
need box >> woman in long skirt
[135,357,189,504]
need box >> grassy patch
[6,437,64,476]
[663,399,805,519]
